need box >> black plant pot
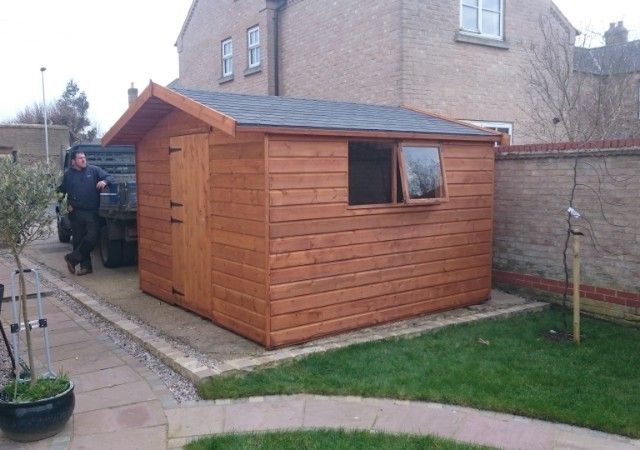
[0,381,75,442]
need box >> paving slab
[72,365,141,393]
[73,400,166,436]
[166,404,225,438]
[302,396,379,430]
[224,397,305,432]
[74,380,158,413]
[69,425,166,450]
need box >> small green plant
[0,158,60,392]
[1,376,70,403]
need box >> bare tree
[523,15,639,143]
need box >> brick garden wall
[0,124,69,165]
[493,139,640,324]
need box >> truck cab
[56,143,137,268]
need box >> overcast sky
[0,0,638,133]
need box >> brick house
[174,0,575,144]
[573,21,640,138]
[0,124,69,164]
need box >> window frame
[468,120,512,136]
[397,143,448,205]
[221,38,233,77]
[347,141,448,208]
[459,0,504,41]
[247,25,261,68]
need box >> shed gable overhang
[102,82,237,146]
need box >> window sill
[218,75,234,85]
[454,32,509,50]
[347,199,447,211]
[244,65,262,77]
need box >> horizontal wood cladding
[270,287,491,347]
[266,138,495,346]
[209,133,268,345]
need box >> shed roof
[103,82,500,145]
[172,87,495,137]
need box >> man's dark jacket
[58,165,114,211]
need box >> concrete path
[1,258,639,449]
[166,395,640,450]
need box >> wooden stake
[572,231,581,344]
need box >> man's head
[70,151,87,170]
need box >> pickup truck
[56,144,137,268]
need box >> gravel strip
[0,264,202,403]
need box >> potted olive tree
[0,157,75,442]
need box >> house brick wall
[176,0,573,143]
[493,140,640,324]
[278,0,402,105]
[401,0,560,144]
[177,0,269,94]
[0,124,69,164]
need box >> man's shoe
[64,254,75,274]
[76,267,92,276]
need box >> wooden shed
[103,82,501,348]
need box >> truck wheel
[122,241,138,266]
[100,226,123,268]
[57,216,72,243]
[57,226,71,243]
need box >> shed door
[169,133,211,316]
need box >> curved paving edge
[166,395,640,450]
[19,254,550,385]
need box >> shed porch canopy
[103,82,502,146]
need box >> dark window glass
[348,141,393,205]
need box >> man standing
[58,150,114,275]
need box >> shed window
[348,142,446,206]
[398,146,446,202]
[222,38,233,77]
[460,0,503,40]
[348,142,393,205]
[247,26,260,68]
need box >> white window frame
[459,0,504,40]
[247,26,260,68]
[222,38,233,77]
[468,120,512,136]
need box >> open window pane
[399,146,445,201]
[348,142,393,205]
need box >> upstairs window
[460,0,503,40]
[221,38,233,77]
[348,141,447,206]
[247,26,260,68]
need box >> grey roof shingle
[574,40,640,75]
[172,87,495,137]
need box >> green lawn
[184,430,491,450]
[199,308,640,437]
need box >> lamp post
[40,66,49,163]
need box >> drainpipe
[266,0,285,96]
